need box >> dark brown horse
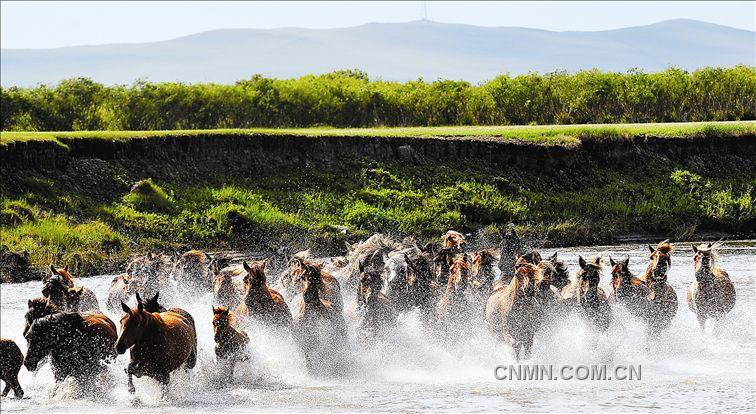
[608,256,649,317]
[0,338,24,398]
[212,306,250,376]
[24,297,59,336]
[43,268,98,312]
[471,249,498,298]
[290,257,344,313]
[236,260,293,328]
[386,250,437,316]
[687,243,736,329]
[356,262,397,340]
[116,301,197,394]
[296,259,349,375]
[485,261,539,359]
[561,256,611,332]
[498,227,524,284]
[642,240,678,333]
[44,265,75,289]
[24,312,117,383]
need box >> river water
[1,241,754,412]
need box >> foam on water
[1,242,754,412]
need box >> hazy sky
[2,1,754,49]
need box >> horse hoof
[128,386,136,394]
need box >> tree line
[1,66,754,131]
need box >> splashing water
[1,242,753,412]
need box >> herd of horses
[0,229,738,399]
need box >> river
[1,241,754,412]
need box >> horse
[236,260,293,328]
[106,273,139,312]
[608,256,649,318]
[212,306,250,377]
[485,260,539,359]
[471,249,498,299]
[442,230,467,251]
[436,254,477,335]
[498,227,524,284]
[561,256,611,332]
[44,265,74,289]
[173,250,215,299]
[540,252,571,290]
[642,240,678,333]
[116,301,197,394]
[135,292,167,313]
[433,246,457,288]
[296,259,349,375]
[356,260,397,341]
[41,273,71,309]
[24,297,59,336]
[213,264,245,310]
[343,234,403,292]
[687,243,736,329]
[125,252,173,299]
[388,249,438,316]
[65,286,100,312]
[24,312,117,383]
[0,338,24,398]
[288,257,344,314]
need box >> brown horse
[540,252,570,290]
[213,264,245,310]
[0,338,24,398]
[24,312,117,383]
[106,273,139,312]
[433,247,457,289]
[561,256,611,332]
[498,227,524,284]
[296,259,349,375]
[116,301,197,394]
[642,240,678,333]
[290,257,344,313]
[485,260,539,359]
[236,260,293,328]
[436,254,477,334]
[65,286,100,312]
[687,243,736,329]
[608,256,649,317]
[125,252,172,299]
[212,306,250,376]
[44,265,74,289]
[173,250,215,298]
[442,230,467,251]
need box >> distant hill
[1,19,753,86]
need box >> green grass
[2,121,754,146]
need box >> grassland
[2,120,754,146]
[1,121,755,280]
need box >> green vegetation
[1,134,754,276]
[2,121,754,146]
[2,66,754,132]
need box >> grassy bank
[1,123,754,279]
[2,120,755,146]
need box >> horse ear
[243,261,251,272]
[707,243,712,249]
[135,292,142,304]
[121,302,131,314]
[147,252,154,260]
[648,245,655,253]
[578,256,587,270]
[609,257,616,266]
[623,256,630,267]
[691,244,698,254]
[260,259,268,271]
[548,252,557,262]
[137,300,144,313]
[63,265,68,272]
[28,299,32,307]
[50,264,58,275]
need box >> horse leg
[9,372,23,399]
[697,314,707,331]
[155,372,170,398]
[125,365,136,393]
[1,381,10,397]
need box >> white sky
[2,1,754,49]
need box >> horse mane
[33,311,86,333]
[347,233,401,275]
[29,296,55,310]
